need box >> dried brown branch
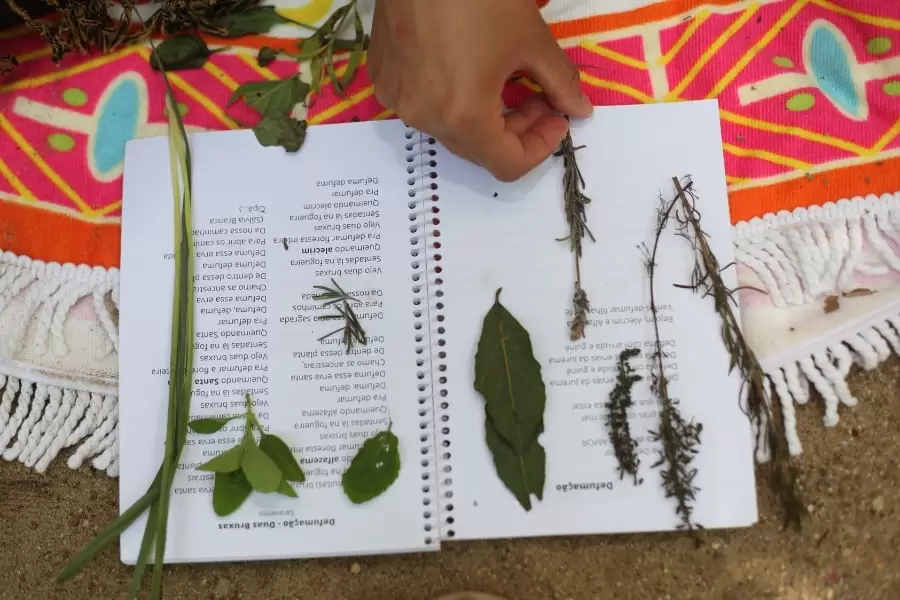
[668,175,806,531]
[555,130,595,341]
[606,348,643,485]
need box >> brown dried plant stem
[669,176,806,530]
[642,186,703,537]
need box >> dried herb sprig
[555,130,595,341]
[605,348,643,485]
[668,176,806,530]
[640,182,704,539]
[57,38,195,599]
[313,278,367,353]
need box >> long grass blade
[128,500,160,599]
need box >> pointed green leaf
[337,12,366,94]
[277,479,298,498]
[197,444,244,473]
[252,115,308,152]
[227,76,309,117]
[786,93,815,112]
[341,429,401,504]
[188,416,238,434]
[241,437,283,493]
[257,46,279,68]
[473,289,547,453]
[771,56,794,69]
[214,6,292,38]
[310,55,325,95]
[213,471,252,516]
[259,434,306,482]
[149,34,214,72]
[485,415,545,511]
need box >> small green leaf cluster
[191,394,305,516]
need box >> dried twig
[606,348,643,485]
[555,130,595,341]
[668,176,806,531]
[639,180,704,540]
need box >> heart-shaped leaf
[197,444,244,473]
[241,437,283,493]
[253,115,308,152]
[259,434,306,482]
[213,471,252,516]
[150,34,218,72]
[228,76,309,117]
[188,416,238,434]
[341,429,400,504]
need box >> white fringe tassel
[736,192,900,458]
[0,375,118,476]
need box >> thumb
[524,36,592,119]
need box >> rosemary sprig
[640,183,704,539]
[605,348,643,485]
[313,278,367,353]
[555,130,595,341]
[669,176,806,530]
[57,37,196,600]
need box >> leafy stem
[605,348,643,485]
[313,278,368,353]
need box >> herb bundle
[555,131,595,341]
[190,393,305,515]
[668,176,806,530]
[342,426,401,504]
[313,278,368,353]
[57,45,195,598]
[605,348,643,485]
[474,289,547,511]
[640,183,704,537]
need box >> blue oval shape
[94,78,141,176]
[808,24,861,118]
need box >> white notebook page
[435,100,758,540]
[118,121,438,563]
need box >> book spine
[404,127,447,545]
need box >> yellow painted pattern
[0,48,136,94]
[723,142,813,171]
[665,3,761,101]
[277,0,335,28]
[580,72,654,104]
[16,47,52,64]
[0,113,94,215]
[812,0,900,29]
[579,42,647,69]
[706,0,809,99]
[373,109,395,121]
[872,119,900,154]
[203,61,240,91]
[236,53,281,81]
[94,200,123,216]
[308,86,375,124]
[657,9,711,66]
[0,156,37,202]
[720,110,872,156]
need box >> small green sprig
[190,393,305,516]
[313,278,367,353]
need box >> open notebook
[118,99,757,564]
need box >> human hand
[368,0,592,182]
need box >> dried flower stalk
[605,348,643,485]
[555,130,595,341]
[668,176,806,530]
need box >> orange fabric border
[549,0,739,38]
[0,202,121,269]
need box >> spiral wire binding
[405,127,447,545]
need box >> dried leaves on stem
[606,348,643,485]
[668,176,806,530]
[555,130,595,341]
[313,278,367,354]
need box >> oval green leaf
[341,429,401,504]
[213,471,252,516]
[277,479,298,498]
[257,46,278,68]
[253,115,308,153]
[149,34,213,72]
[772,56,794,68]
[197,444,244,473]
[867,37,892,55]
[227,76,309,117]
[188,416,236,434]
[485,416,545,511]
[883,81,900,96]
[259,434,306,482]
[786,92,815,112]
[241,438,283,493]
[215,6,292,38]
[474,289,547,453]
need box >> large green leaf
[241,437,283,493]
[259,434,306,482]
[253,115,308,153]
[214,6,292,38]
[188,416,238,434]
[474,289,547,453]
[197,445,244,473]
[485,415,545,511]
[149,34,218,72]
[213,471,253,516]
[227,76,309,117]
[341,429,401,504]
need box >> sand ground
[2,358,898,600]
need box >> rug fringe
[0,374,118,475]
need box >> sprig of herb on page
[57,39,196,599]
[313,278,368,353]
[606,348,643,485]
[190,394,305,515]
[668,176,806,531]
